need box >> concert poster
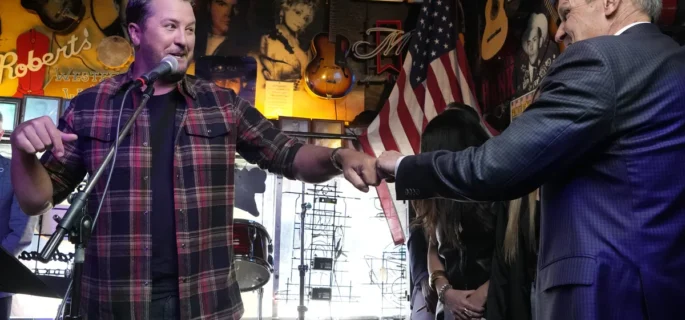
[193,0,324,82]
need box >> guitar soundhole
[490,0,500,20]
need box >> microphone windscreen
[161,55,179,72]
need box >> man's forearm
[291,144,340,183]
[11,149,54,215]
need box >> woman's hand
[464,289,487,318]
[443,289,484,320]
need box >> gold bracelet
[429,270,447,290]
[438,283,452,303]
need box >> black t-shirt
[148,90,181,297]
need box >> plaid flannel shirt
[40,70,303,319]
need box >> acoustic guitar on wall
[481,0,509,60]
[21,0,85,34]
[304,0,355,99]
[543,0,566,52]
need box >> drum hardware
[233,219,274,292]
[257,287,264,320]
[232,218,274,319]
[297,201,312,320]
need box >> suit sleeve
[1,194,37,256]
[395,40,616,201]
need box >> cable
[54,85,134,320]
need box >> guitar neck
[327,0,336,42]
[545,0,560,25]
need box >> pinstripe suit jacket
[0,154,36,298]
[395,23,685,319]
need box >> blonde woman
[486,191,540,320]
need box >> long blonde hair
[503,191,538,265]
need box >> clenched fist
[11,116,78,158]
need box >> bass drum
[232,219,274,292]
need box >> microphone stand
[297,199,312,320]
[39,82,155,320]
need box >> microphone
[133,55,179,87]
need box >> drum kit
[232,219,275,320]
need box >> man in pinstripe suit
[377,0,685,319]
[0,111,37,320]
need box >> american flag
[358,0,498,244]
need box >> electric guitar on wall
[304,0,355,99]
[481,0,509,60]
[21,0,85,34]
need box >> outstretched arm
[386,41,616,201]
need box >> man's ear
[128,22,142,47]
[603,0,620,17]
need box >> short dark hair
[126,0,194,28]
[0,111,4,123]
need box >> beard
[160,71,185,84]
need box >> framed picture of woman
[311,119,344,149]
[21,95,62,125]
[0,97,22,135]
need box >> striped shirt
[40,70,303,319]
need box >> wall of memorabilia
[1,0,684,318]
[0,0,416,128]
[461,0,685,134]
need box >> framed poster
[278,116,311,144]
[21,95,62,125]
[312,119,344,149]
[195,55,258,106]
[0,97,22,134]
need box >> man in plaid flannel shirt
[9,0,380,319]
